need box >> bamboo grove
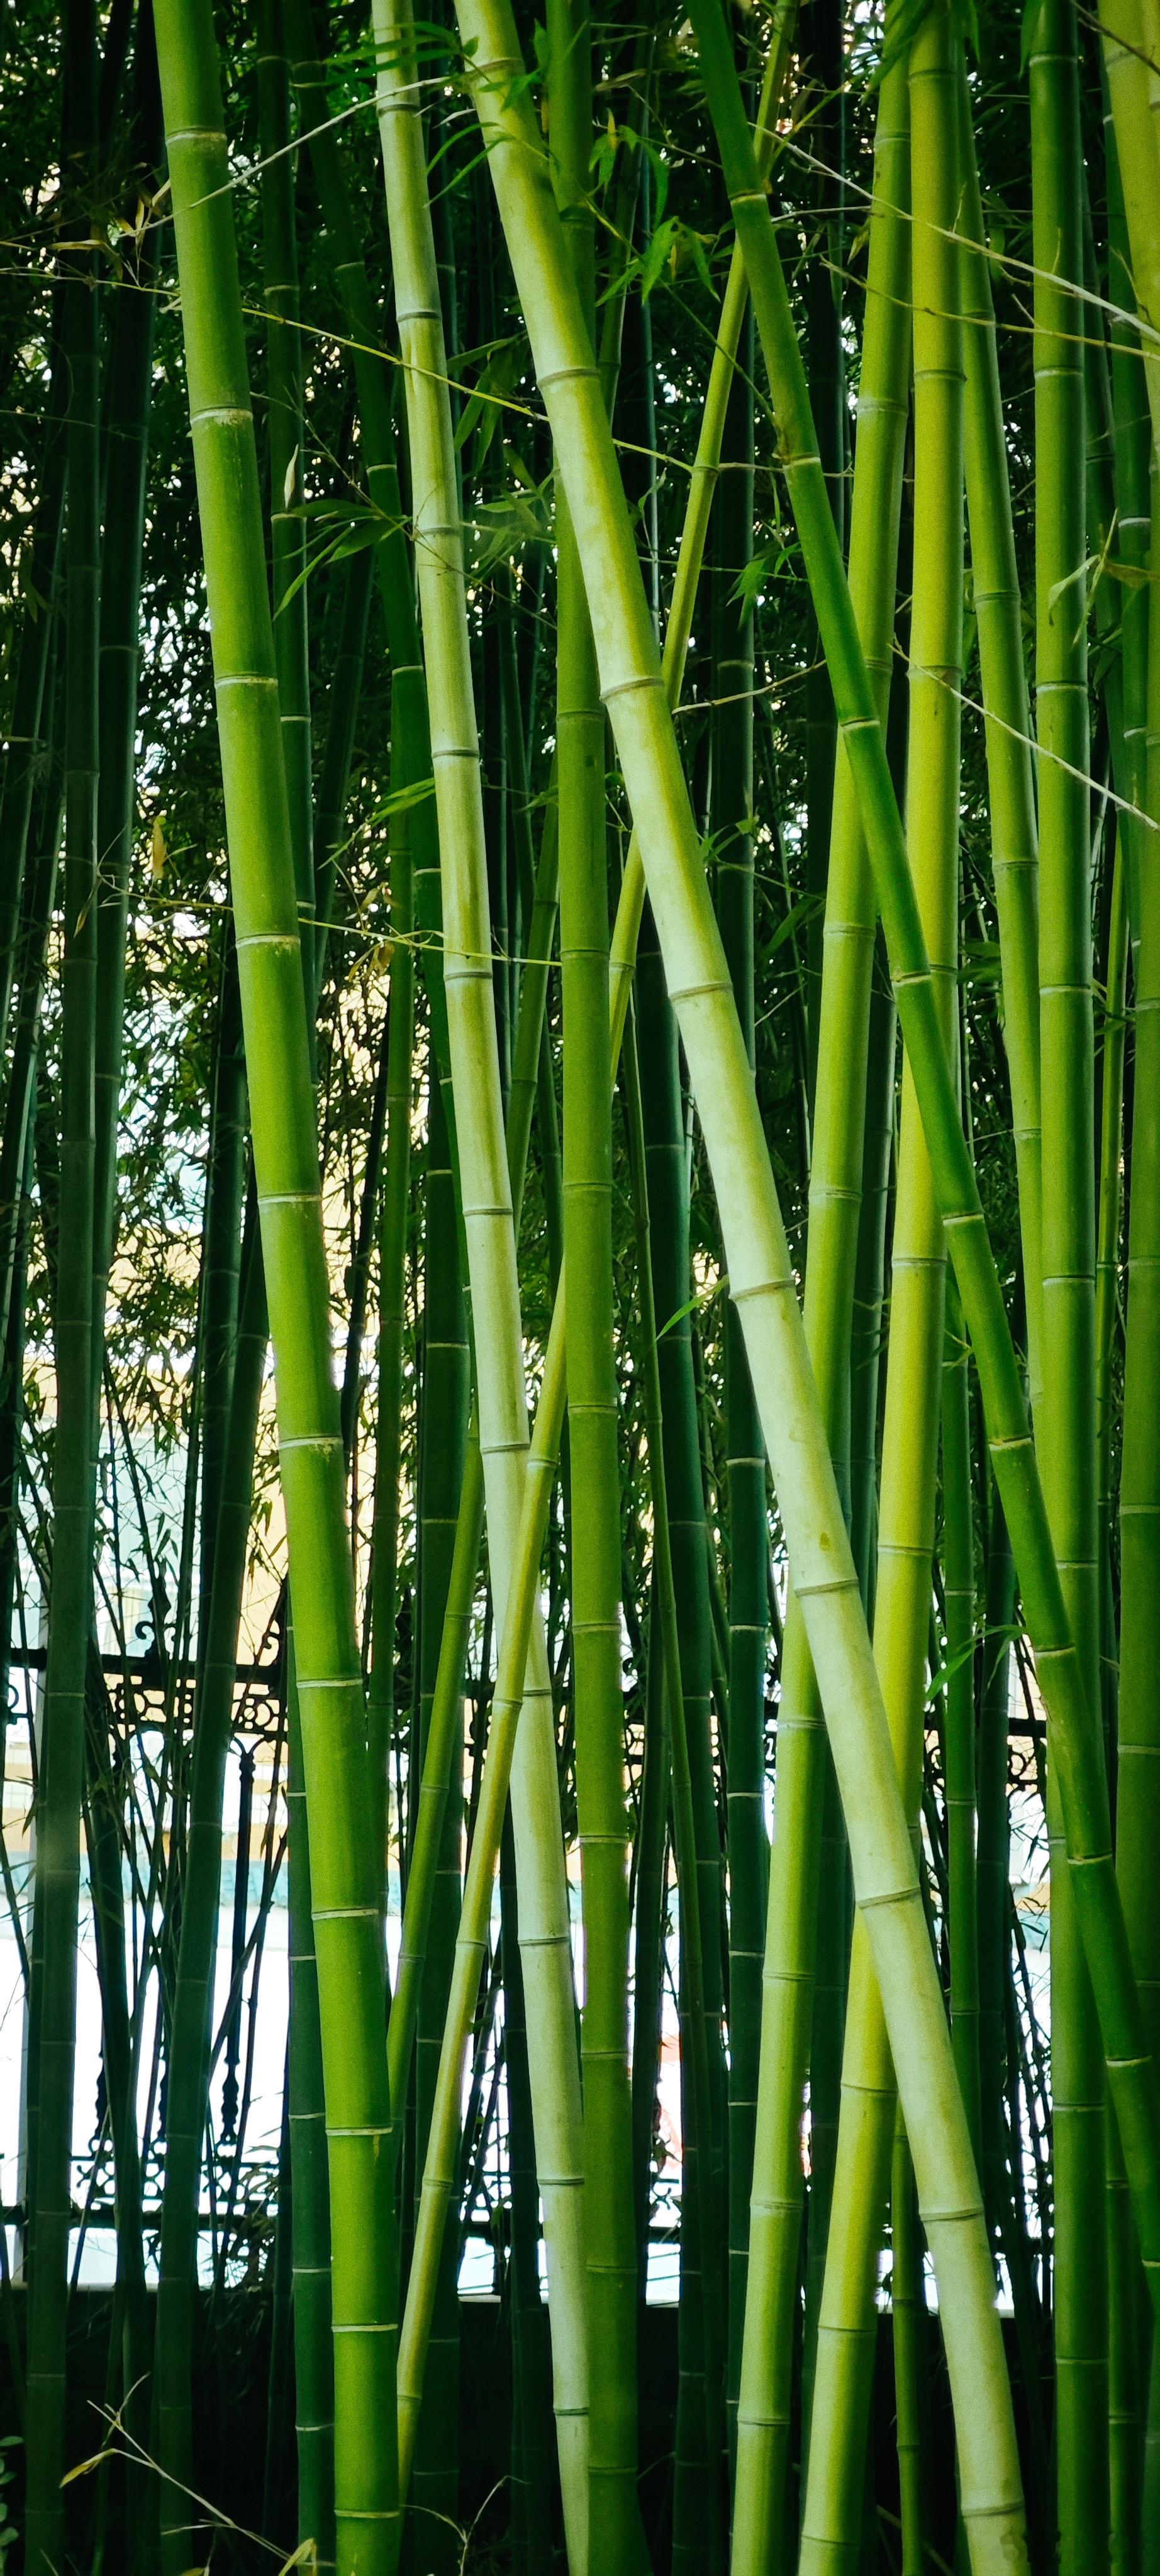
[6,0,1160,2566]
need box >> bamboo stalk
[450,6,1032,2566]
[287,1648,336,2572]
[1029,13,1110,2565]
[386,797,560,2123]
[1100,0,1160,457]
[369,5,589,2550]
[440,20,1046,2576]
[957,77,1044,1406]
[152,0,402,2562]
[549,0,644,2550]
[1118,304,1160,2103]
[711,323,769,2458]
[731,36,912,2556]
[1096,836,1127,1748]
[410,1065,468,2572]
[389,256,763,2541]
[23,4,101,2551]
[943,1273,981,2161]
[281,0,447,1087]
[86,23,160,2471]
[257,0,312,998]
[366,713,415,1872]
[1117,375,1160,2576]
[637,892,727,2567]
[154,1224,267,2568]
[0,333,66,1068]
[800,19,965,2541]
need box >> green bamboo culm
[150,6,401,2572]
[256,0,312,999]
[800,11,964,2545]
[92,11,160,1380]
[1098,0,1160,460]
[1028,12,1110,2568]
[280,0,447,1087]
[796,1,854,2380]
[368,0,590,2553]
[287,1644,336,2572]
[942,1272,981,2160]
[23,0,100,2558]
[87,13,160,2462]
[198,930,247,1656]
[154,1211,265,2572]
[386,786,562,2128]
[710,316,769,2453]
[547,0,645,2556]
[637,889,727,2569]
[956,69,1043,1408]
[730,31,911,2561]
[1115,125,1160,2275]
[409,1066,469,2572]
[451,5,1032,2567]
[366,717,415,1870]
[252,51,330,2538]
[1118,438,1160,2576]
[890,2111,928,2572]
[387,84,795,2507]
[0,337,65,1072]
[388,35,793,2527]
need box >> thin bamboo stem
[23,7,100,2551]
[369,6,589,2550]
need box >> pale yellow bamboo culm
[450,4,1030,2568]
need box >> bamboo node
[667,977,732,1006]
[192,406,254,430]
[540,364,601,388]
[732,1274,795,1302]
[312,1906,383,1921]
[601,673,664,703]
[857,1883,921,1913]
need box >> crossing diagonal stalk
[447,0,1032,2563]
